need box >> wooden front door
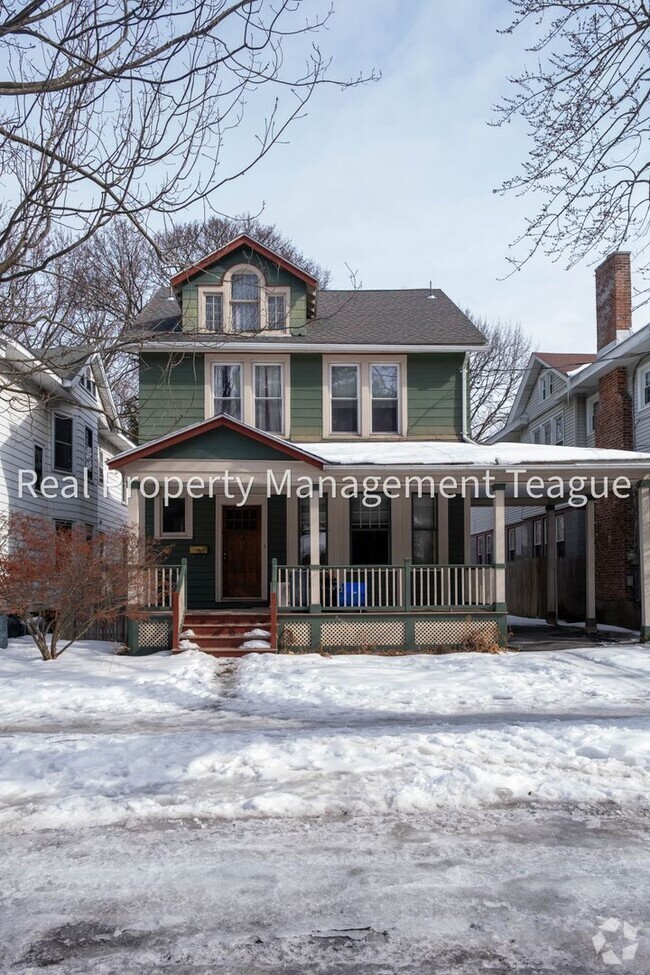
[222,505,262,598]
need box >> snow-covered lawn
[1,637,650,830]
[2,637,650,973]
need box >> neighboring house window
[543,421,552,445]
[267,294,287,330]
[203,292,223,331]
[298,497,328,565]
[533,519,544,557]
[533,426,541,444]
[254,363,283,433]
[587,395,598,435]
[508,528,516,562]
[158,497,192,538]
[231,272,260,331]
[34,445,43,492]
[485,533,493,565]
[85,524,94,541]
[477,535,485,564]
[80,367,96,397]
[640,367,650,408]
[85,427,94,481]
[55,519,73,534]
[53,415,73,472]
[556,513,566,558]
[350,496,391,564]
[371,364,399,434]
[213,363,242,420]
[331,364,359,434]
[540,372,554,401]
[98,448,105,485]
[554,413,564,446]
[412,496,437,564]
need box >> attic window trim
[196,263,291,335]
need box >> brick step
[183,634,272,648]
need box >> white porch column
[585,499,597,634]
[438,493,449,564]
[546,506,558,625]
[638,483,650,642]
[463,492,472,564]
[127,481,145,544]
[309,488,321,609]
[493,485,506,609]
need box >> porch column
[438,493,449,563]
[585,499,597,634]
[546,505,558,625]
[309,488,321,611]
[493,485,506,610]
[463,492,472,564]
[638,483,650,642]
[127,482,145,544]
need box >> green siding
[407,353,464,439]
[180,246,307,333]
[151,425,303,461]
[139,353,205,444]
[290,354,322,439]
[145,497,216,609]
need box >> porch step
[177,610,274,656]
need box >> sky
[199,0,647,353]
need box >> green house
[110,235,650,654]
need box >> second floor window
[85,426,94,480]
[231,272,260,331]
[204,293,223,331]
[371,364,399,433]
[267,294,286,330]
[34,445,43,492]
[254,364,283,433]
[214,364,242,420]
[331,364,359,433]
[53,415,73,472]
[554,413,564,446]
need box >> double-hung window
[53,415,73,472]
[254,364,283,433]
[213,364,242,420]
[371,364,399,433]
[554,413,564,446]
[85,426,94,481]
[641,368,650,408]
[231,272,260,331]
[267,294,286,330]
[204,292,223,331]
[331,365,359,433]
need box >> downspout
[461,352,479,443]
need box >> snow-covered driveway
[1,639,649,973]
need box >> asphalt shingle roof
[132,286,486,347]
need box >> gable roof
[169,233,319,290]
[535,352,596,374]
[108,414,325,469]
[131,286,486,348]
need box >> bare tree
[466,313,532,441]
[494,1,650,287]
[0,1,372,331]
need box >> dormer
[170,234,318,335]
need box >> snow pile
[239,639,271,649]
[2,640,650,832]
[243,628,271,638]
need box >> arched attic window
[198,263,289,334]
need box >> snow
[294,439,650,468]
[240,639,271,648]
[243,628,271,638]
[2,637,650,972]
[508,614,639,635]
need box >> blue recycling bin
[340,582,366,607]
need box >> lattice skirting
[132,617,172,654]
[281,621,312,649]
[321,619,405,647]
[414,618,498,646]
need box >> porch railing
[276,563,496,611]
[134,564,182,609]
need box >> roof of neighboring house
[535,352,597,374]
[32,346,96,380]
[132,287,486,348]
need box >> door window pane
[214,364,242,419]
[371,364,399,433]
[254,364,283,433]
[331,365,359,433]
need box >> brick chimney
[595,251,632,352]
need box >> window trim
[638,364,650,411]
[52,413,74,473]
[205,354,291,435]
[329,362,360,435]
[253,361,285,435]
[322,355,407,438]
[196,264,291,335]
[213,360,244,422]
[586,393,599,435]
[155,495,193,540]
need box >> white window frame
[329,362,360,435]
[53,413,74,473]
[253,362,285,435]
[205,355,291,435]
[212,361,244,422]
[638,365,650,411]
[323,356,408,438]
[586,394,599,435]
[197,264,291,334]
[539,371,554,402]
[155,495,193,540]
